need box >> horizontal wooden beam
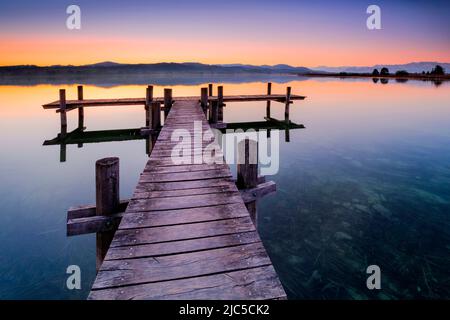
[43,94,306,109]
[239,181,276,204]
[67,199,129,220]
[67,212,124,236]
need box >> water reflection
[0,79,449,299]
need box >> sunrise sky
[0,0,449,67]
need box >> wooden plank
[67,212,123,236]
[135,177,234,192]
[126,191,243,212]
[92,242,269,289]
[89,265,285,300]
[43,94,305,109]
[119,203,249,229]
[105,231,260,260]
[132,184,236,199]
[111,216,255,247]
[139,168,231,183]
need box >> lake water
[0,78,449,299]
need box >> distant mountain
[312,62,449,74]
[219,63,312,74]
[0,61,313,76]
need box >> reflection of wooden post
[59,89,67,137]
[266,82,272,118]
[151,102,161,130]
[164,88,172,118]
[60,143,67,163]
[285,127,290,142]
[284,86,291,121]
[237,138,258,224]
[217,86,224,121]
[77,86,84,131]
[95,157,120,271]
[201,88,208,115]
[145,85,153,127]
[208,83,213,97]
[210,100,218,124]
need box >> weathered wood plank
[92,242,269,289]
[132,184,236,199]
[120,203,249,229]
[111,216,255,247]
[135,177,234,192]
[89,265,285,300]
[105,231,260,260]
[139,169,231,183]
[126,191,244,212]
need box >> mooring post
[151,101,161,130]
[208,83,213,97]
[145,85,154,127]
[59,89,67,137]
[77,85,84,131]
[95,157,120,271]
[284,86,291,121]
[164,88,173,118]
[201,87,208,115]
[210,100,218,124]
[266,82,272,118]
[237,138,258,224]
[218,86,224,121]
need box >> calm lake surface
[0,78,449,299]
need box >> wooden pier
[45,84,306,300]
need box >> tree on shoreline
[380,67,389,75]
[430,65,445,75]
[372,69,379,76]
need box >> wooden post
[59,89,67,137]
[237,138,258,224]
[151,102,161,130]
[217,86,224,121]
[210,100,218,124]
[145,85,153,127]
[284,86,291,121]
[77,85,84,131]
[237,138,258,189]
[266,82,272,118]
[208,83,213,97]
[201,87,208,115]
[164,88,172,118]
[95,157,120,271]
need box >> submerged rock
[334,231,353,241]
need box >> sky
[0,0,449,67]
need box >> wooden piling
[284,86,291,121]
[266,82,272,118]
[237,138,258,223]
[210,100,218,124]
[201,87,208,115]
[164,88,173,118]
[145,85,154,127]
[151,102,161,130]
[237,138,258,189]
[77,86,84,130]
[95,157,120,271]
[218,86,224,121]
[208,83,213,96]
[59,89,67,137]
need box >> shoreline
[299,72,450,82]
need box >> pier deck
[88,99,287,300]
[42,93,305,110]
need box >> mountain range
[0,61,450,80]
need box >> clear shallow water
[0,79,449,299]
